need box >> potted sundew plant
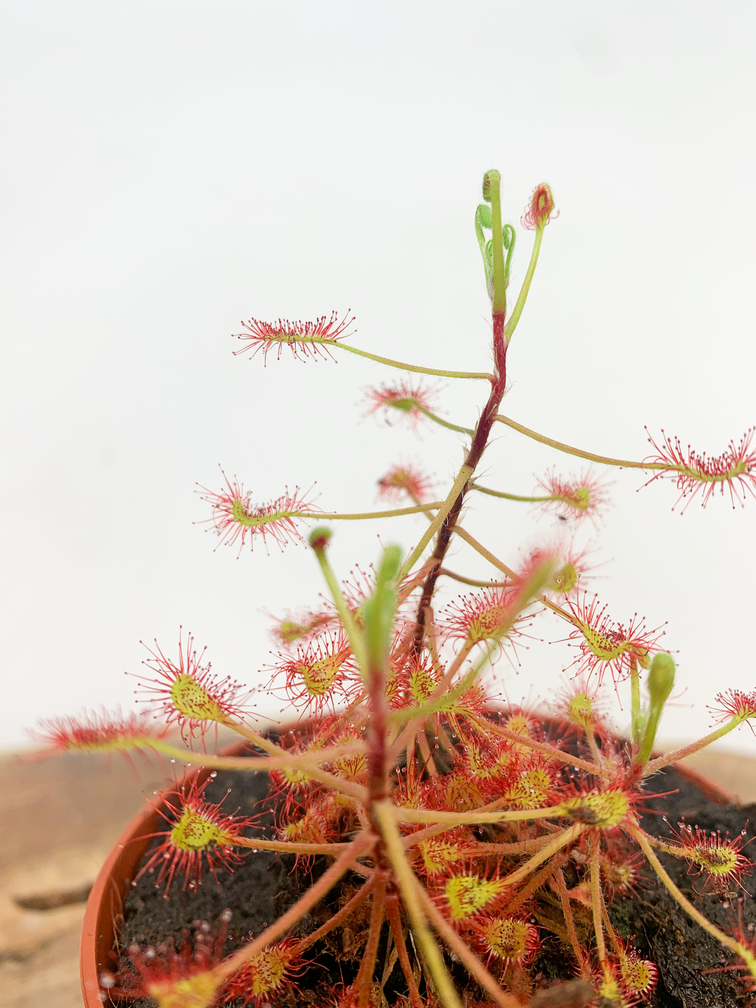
[33,171,756,1008]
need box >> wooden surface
[1,745,754,1008]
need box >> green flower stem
[487,171,507,320]
[627,823,756,979]
[629,658,642,748]
[397,465,475,582]
[215,831,376,983]
[374,800,464,1008]
[311,541,368,674]
[643,717,744,774]
[503,227,543,342]
[414,403,475,436]
[495,413,671,470]
[329,339,493,380]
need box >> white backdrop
[2,1,755,754]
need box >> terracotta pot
[80,741,248,1007]
[78,738,738,1007]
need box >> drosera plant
[31,171,756,1008]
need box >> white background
[2,1,755,754]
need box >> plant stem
[292,877,376,954]
[385,890,425,1008]
[214,832,376,982]
[472,484,555,503]
[495,413,667,470]
[415,404,475,436]
[332,340,494,380]
[469,714,612,779]
[411,878,527,1008]
[589,835,607,966]
[373,800,464,1008]
[438,568,508,588]
[627,823,756,978]
[234,837,353,855]
[298,502,446,521]
[553,866,588,975]
[391,801,572,827]
[397,465,475,583]
[355,872,387,1008]
[642,717,743,774]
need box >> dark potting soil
[114,753,756,1008]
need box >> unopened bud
[482,169,501,202]
[308,527,332,552]
[637,652,676,765]
[647,652,675,707]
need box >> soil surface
[115,756,756,1008]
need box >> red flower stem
[553,866,588,975]
[589,834,608,967]
[467,714,611,779]
[291,877,376,955]
[214,831,376,982]
[385,888,425,1008]
[355,871,388,1008]
[409,876,526,1008]
[409,377,508,649]
[643,717,743,774]
[625,822,756,977]
[494,413,670,471]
